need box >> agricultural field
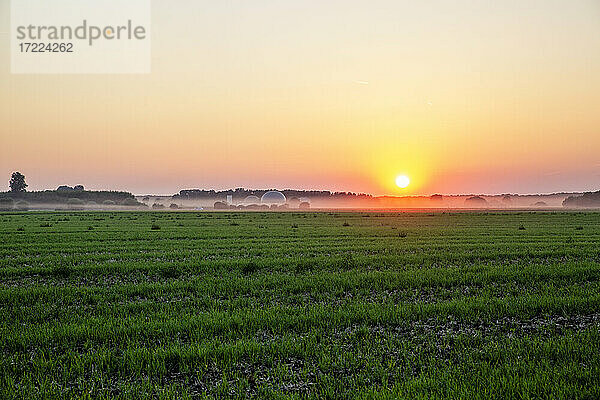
[1,211,600,399]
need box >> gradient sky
[1,0,599,195]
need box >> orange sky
[1,0,600,195]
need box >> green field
[1,211,599,399]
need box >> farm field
[1,211,600,399]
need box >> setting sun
[396,175,410,189]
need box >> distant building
[261,191,286,205]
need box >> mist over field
[2,173,598,211]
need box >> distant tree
[9,172,27,192]
[213,201,228,210]
[169,203,179,209]
[299,201,311,210]
[563,191,600,208]
[465,196,488,207]
[73,185,84,191]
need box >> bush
[102,200,116,206]
[15,200,29,210]
[121,198,142,206]
[213,201,228,210]
[169,203,179,209]
[152,203,165,209]
[68,198,85,205]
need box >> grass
[0,210,599,398]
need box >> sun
[395,175,410,189]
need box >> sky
[1,0,600,195]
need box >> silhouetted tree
[9,172,27,192]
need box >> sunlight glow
[396,175,410,189]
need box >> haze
[1,0,599,195]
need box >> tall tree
[9,172,28,192]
